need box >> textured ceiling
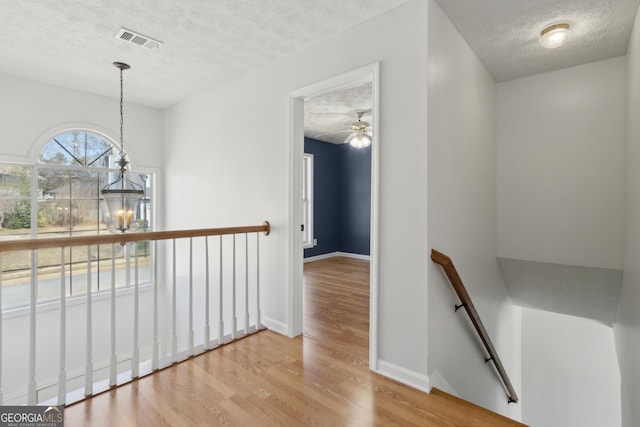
[435,0,640,82]
[3,0,640,141]
[0,0,406,108]
[304,82,372,145]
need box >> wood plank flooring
[65,256,526,426]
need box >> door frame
[288,63,380,369]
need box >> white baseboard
[304,251,370,263]
[263,317,289,336]
[375,359,430,393]
[428,370,459,396]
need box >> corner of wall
[263,317,289,337]
[375,359,431,393]
[428,370,459,396]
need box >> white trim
[369,63,381,369]
[303,252,338,263]
[304,251,371,263]
[375,360,431,394]
[302,153,314,249]
[428,370,459,396]
[288,62,381,367]
[287,95,305,338]
[263,317,289,336]
[289,65,378,99]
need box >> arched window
[0,130,153,307]
[35,130,151,236]
[39,130,113,167]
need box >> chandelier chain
[119,67,124,155]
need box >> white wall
[164,0,430,384]
[0,72,163,172]
[617,4,640,426]
[522,308,621,427]
[427,1,521,420]
[496,57,626,270]
[0,72,164,403]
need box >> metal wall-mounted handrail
[431,248,519,404]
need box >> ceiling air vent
[115,28,163,51]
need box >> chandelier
[101,62,144,233]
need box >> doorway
[288,63,380,369]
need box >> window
[0,130,153,309]
[302,153,314,249]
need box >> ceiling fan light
[539,23,570,49]
[344,112,372,147]
[349,133,371,148]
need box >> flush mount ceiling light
[344,112,372,148]
[101,62,144,233]
[539,23,570,49]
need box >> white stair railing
[0,222,270,406]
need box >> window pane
[0,198,33,237]
[0,165,37,307]
[39,131,113,167]
[38,169,113,233]
[84,133,113,167]
[0,164,31,197]
[0,165,32,237]
[38,170,72,234]
[0,130,154,310]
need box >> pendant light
[101,62,144,233]
[344,112,372,148]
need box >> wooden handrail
[431,249,519,404]
[0,221,270,253]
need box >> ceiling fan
[344,112,372,148]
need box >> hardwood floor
[65,256,525,426]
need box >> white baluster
[28,250,37,404]
[132,243,139,378]
[109,244,117,387]
[188,238,194,356]
[171,239,177,363]
[232,234,237,339]
[85,246,93,396]
[218,236,224,345]
[152,240,159,370]
[244,233,249,334]
[256,233,261,329]
[58,248,66,405]
[125,243,131,287]
[204,237,210,350]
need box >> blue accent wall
[337,142,371,255]
[303,137,371,258]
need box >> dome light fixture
[539,23,570,49]
[101,62,144,233]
